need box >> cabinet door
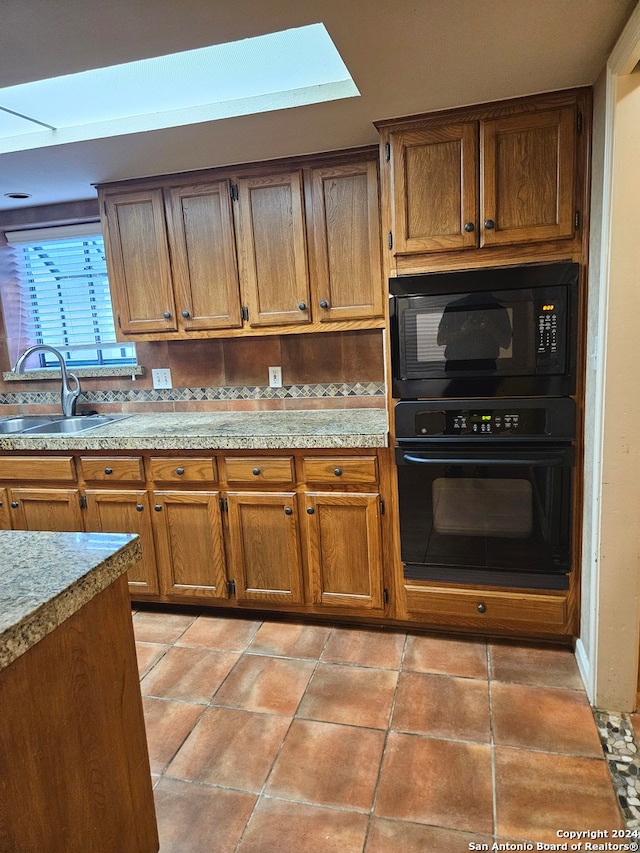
[84,490,159,595]
[304,492,384,611]
[226,492,303,605]
[101,188,177,334]
[235,171,311,327]
[0,488,11,529]
[480,106,576,246]
[165,181,242,330]
[8,488,84,532]
[309,161,383,321]
[389,122,478,254]
[152,491,227,599]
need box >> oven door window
[396,450,571,582]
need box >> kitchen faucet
[14,345,81,417]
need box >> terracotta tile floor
[132,608,625,852]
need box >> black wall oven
[395,399,575,590]
[390,261,579,399]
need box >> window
[5,222,136,368]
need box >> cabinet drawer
[225,456,294,485]
[301,456,378,485]
[149,457,218,483]
[0,456,76,482]
[80,456,144,483]
[404,584,568,633]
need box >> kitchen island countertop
[0,530,141,671]
[0,407,388,451]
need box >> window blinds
[5,223,135,367]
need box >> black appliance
[395,398,575,590]
[389,261,579,399]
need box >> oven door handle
[401,453,567,467]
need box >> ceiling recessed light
[4,192,32,199]
[0,24,359,155]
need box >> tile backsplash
[0,330,386,414]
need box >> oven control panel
[394,398,576,441]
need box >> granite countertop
[0,531,141,672]
[0,408,389,451]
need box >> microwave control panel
[537,304,559,356]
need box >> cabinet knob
[284,507,293,515]
[333,467,343,476]
[104,467,113,475]
[252,467,260,476]
[135,504,144,512]
[477,602,487,614]
[10,501,18,508]
[298,302,307,311]
[175,467,185,476]
[154,504,162,512]
[463,222,475,232]
[163,311,172,319]
[306,507,315,514]
[181,310,190,319]
[319,300,329,309]
[483,219,495,230]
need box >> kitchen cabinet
[235,170,311,328]
[8,487,84,532]
[0,487,11,529]
[101,188,176,334]
[300,454,385,612]
[378,89,588,268]
[164,181,242,331]
[307,160,383,321]
[152,491,228,600]
[84,490,159,595]
[226,492,304,604]
[97,149,385,341]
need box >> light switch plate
[152,368,172,389]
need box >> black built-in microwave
[389,262,579,398]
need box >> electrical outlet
[152,368,173,389]
[268,366,282,388]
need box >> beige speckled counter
[0,408,389,451]
[0,530,141,671]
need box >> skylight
[0,24,359,154]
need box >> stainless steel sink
[0,414,131,435]
[0,415,63,433]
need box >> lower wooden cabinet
[304,491,385,611]
[226,492,303,605]
[84,489,159,595]
[8,487,84,532]
[152,490,228,600]
[0,488,11,530]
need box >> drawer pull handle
[135,504,144,512]
[284,507,293,515]
[10,501,18,508]
[154,504,162,512]
[333,467,342,476]
[176,467,185,476]
[252,467,260,476]
[477,603,487,614]
[104,467,113,475]
[307,507,315,514]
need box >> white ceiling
[0,0,635,211]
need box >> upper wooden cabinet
[98,150,384,341]
[101,189,177,334]
[235,170,310,328]
[307,161,383,321]
[377,89,589,268]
